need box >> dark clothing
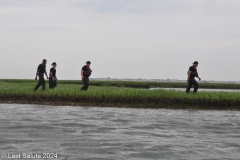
[186,77,199,93]
[186,66,200,93]
[38,64,46,73]
[50,68,56,77]
[81,77,89,90]
[34,73,45,90]
[34,64,46,91]
[49,68,57,89]
[188,66,198,78]
[82,65,92,77]
[49,77,57,89]
[81,65,92,90]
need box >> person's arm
[187,71,191,82]
[50,71,54,80]
[35,69,39,80]
[55,72,57,80]
[81,70,84,79]
[196,74,201,81]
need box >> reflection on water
[151,88,240,92]
[0,104,240,160]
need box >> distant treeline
[0,79,239,89]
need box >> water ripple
[0,104,240,160]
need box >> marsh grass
[1,79,240,89]
[0,81,240,110]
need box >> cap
[52,62,57,65]
[86,61,91,64]
[193,61,198,64]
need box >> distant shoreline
[1,78,240,84]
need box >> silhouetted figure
[80,61,92,91]
[186,61,201,93]
[49,62,57,89]
[34,59,48,91]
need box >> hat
[52,62,57,65]
[86,61,91,64]
[193,61,198,64]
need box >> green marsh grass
[1,79,240,89]
[0,81,240,110]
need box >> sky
[0,0,240,81]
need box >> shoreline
[1,97,240,110]
[1,80,240,110]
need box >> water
[0,104,240,160]
[151,88,240,92]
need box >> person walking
[80,61,92,91]
[186,61,201,93]
[49,62,57,89]
[34,59,48,91]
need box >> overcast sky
[0,0,240,81]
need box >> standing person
[186,61,201,93]
[34,59,48,91]
[49,62,57,89]
[80,61,92,91]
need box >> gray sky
[0,0,240,81]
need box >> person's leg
[49,77,53,89]
[49,77,51,88]
[192,79,199,93]
[34,74,43,91]
[186,80,193,93]
[80,79,86,90]
[53,80,57,88]
[41,76,46,90]
[85,78,89,90]
[34,80,41,91]
[81,77,88,90]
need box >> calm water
[0,104,240,160]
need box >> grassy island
[1,79,240,89]
[0,80,240,110]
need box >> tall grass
[0,81,240,110]
[1,79,240,89]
